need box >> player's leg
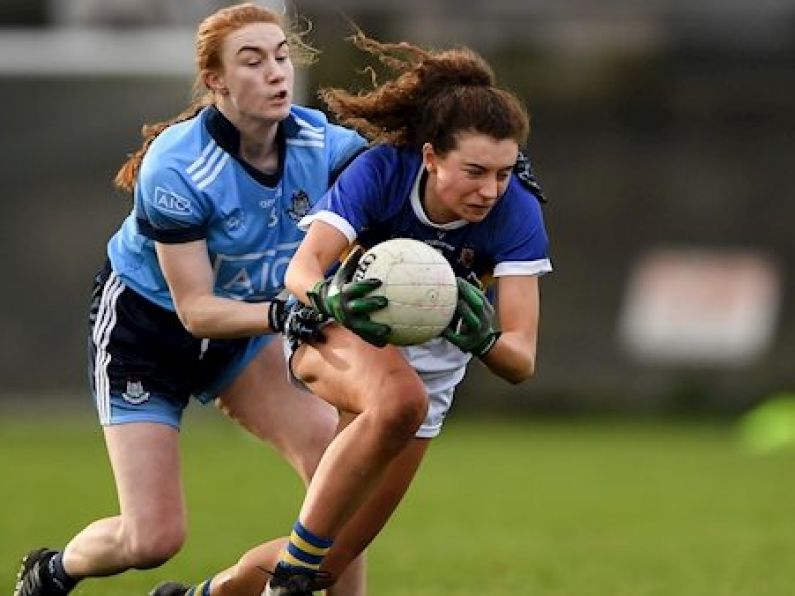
[65,422,187,574]
[264,326,427,592]
[188,339,366,594]
[318,436,430,587]
[15,268,190,596]
[148,339,365,596]
[15,421,186,596]
[196,538,286,595]
[195,435,430,595]
[315,376,451,589]
[215,338,338,485]
[177,411,368,596]
[291,325,428,532]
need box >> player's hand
[283,302,329,345]
[270,298,328,344]
[307,246,391,347]
[443,278,501,357]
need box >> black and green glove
[307,246,391,347]
[443,278,501,357]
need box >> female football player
[13,4,368,596]
[161,31,552,595]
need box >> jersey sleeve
[134,163,211,244]
[325,123,368,183]
[492,179,553,277]
[300,147,389,242]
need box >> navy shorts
[88,262,272,429]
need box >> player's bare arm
[481,275,540,383]
[285,220,350,303]
[156,240,276,338]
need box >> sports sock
[277,520,333,573]
[185,578,212,596]
[47,552,78,593]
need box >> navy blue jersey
[302,144,552,288]
[108,105,366,310]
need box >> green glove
[443,278,501,357]
[307,246,392,347]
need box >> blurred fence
[0,3,792,414]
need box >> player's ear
[422,142,437,174]
[204,69,228,95]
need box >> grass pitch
[2,402,794,595]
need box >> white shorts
[283,336,469,438]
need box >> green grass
[2,404,795,595]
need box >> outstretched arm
[156,240,282,338]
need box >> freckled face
[215,22,294,122]
[423,132,519,224]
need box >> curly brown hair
[114,2,318,193]
[319,31,529,154]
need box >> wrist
[474,330,501,358]
[267,299,286,333]
[307,280,330,316]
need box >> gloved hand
[283,302,329,345]
[270,298,329,345]
[307,246,391,347]
[443,278,501,357]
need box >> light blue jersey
[108,105,366,310]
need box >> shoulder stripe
[296,129,324,141]
[186,140,218,175]
[196,153,230,190]
[287,139,325,149]
[190,144,224,183]
[292,115,325,133]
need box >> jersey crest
[287,189,312,222]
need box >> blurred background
[0,0,792,416]
[2,2,795,594]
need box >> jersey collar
[204,105,286,188]
[409,165,469,230]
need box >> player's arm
[445,275,539,383]
[480,275,540,383]
[156,240,283,339]
[284,220,349,303]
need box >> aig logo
[154,187,191,215]
[212,241,302,300]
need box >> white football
[352,238,458,346]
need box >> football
[352,238,458,346]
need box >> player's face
[423,132,518,224]
[215,22,294,122]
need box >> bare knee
[370,373,428,445]
[123,518,187,569]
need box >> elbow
[503,357,536,385]
[175,304,209,338]
[284,262,299,297]
[178,313,205,338]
